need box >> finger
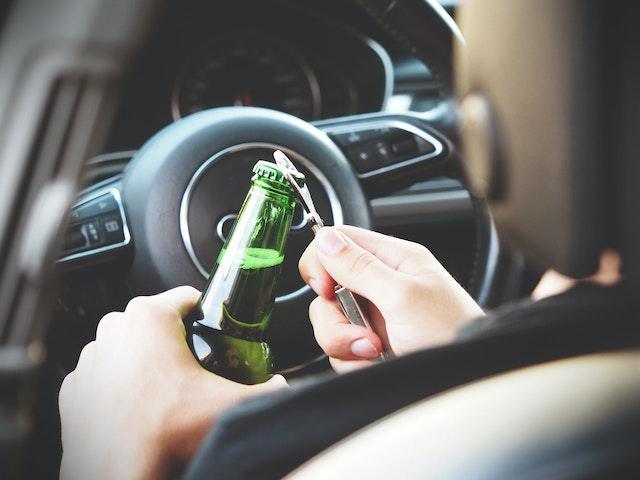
[300,227,402,298]
[260,374,288,391]
[308,296,382,360]
[298,225,436,298]
[58,371,77,417]
[94,311,124,342]
[298,241,336,298]
[334,225,437,276]
[300,226,440,301]
[59,340,97,415]
[74,340,97,371]
[119,287,201,340]
[300,228,390,299]
[329,356,377,374]
[124,286,201,319]
[155,286,202,318]
[310,227,418,305]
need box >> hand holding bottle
[298,226,485,372]
[59,287,287,480]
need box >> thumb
[252,374,289,394]
[314,227,402,303]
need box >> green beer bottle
[184,159,299,384]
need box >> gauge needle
[243,93,253,106]
[234,92,253,107]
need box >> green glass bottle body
[184,160,297,384]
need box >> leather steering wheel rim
[119,0,507,373]
[122,107,371,371]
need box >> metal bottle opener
[273,150,382,350]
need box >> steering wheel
[57,0,506,374]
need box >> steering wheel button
[374,141,391,158]
[416,136,437,155]
[390,137,418,157]
[102,216,125,244]
[62,228,87,252]
[104,220,120,233]
[371,140,397,167]
[331,129,377,147]
[74,193,119,221]
[69,209,81,223]
[82,221,102,246]
[347,144,383,173]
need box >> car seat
[285,0,640,478]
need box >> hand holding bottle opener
[274,150,384,359]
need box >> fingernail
[307,278,322,297]
[350,338,379,358]
[316,228,347,256]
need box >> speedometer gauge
[172,32,321,121]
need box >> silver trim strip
[371,189,473,226]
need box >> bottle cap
[253,160,289,184]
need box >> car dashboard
[51,0,478,376]
[105,0,443,150]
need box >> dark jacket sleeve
[185,282,640,480]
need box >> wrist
[161,370,289,473]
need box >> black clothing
[185,282,640,480]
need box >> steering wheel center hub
[179,143,339,299]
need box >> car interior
[0,0,638,478]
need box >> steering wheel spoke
[317,112,457,194]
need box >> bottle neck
[197,173,296,336]
[251,176,293,197]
